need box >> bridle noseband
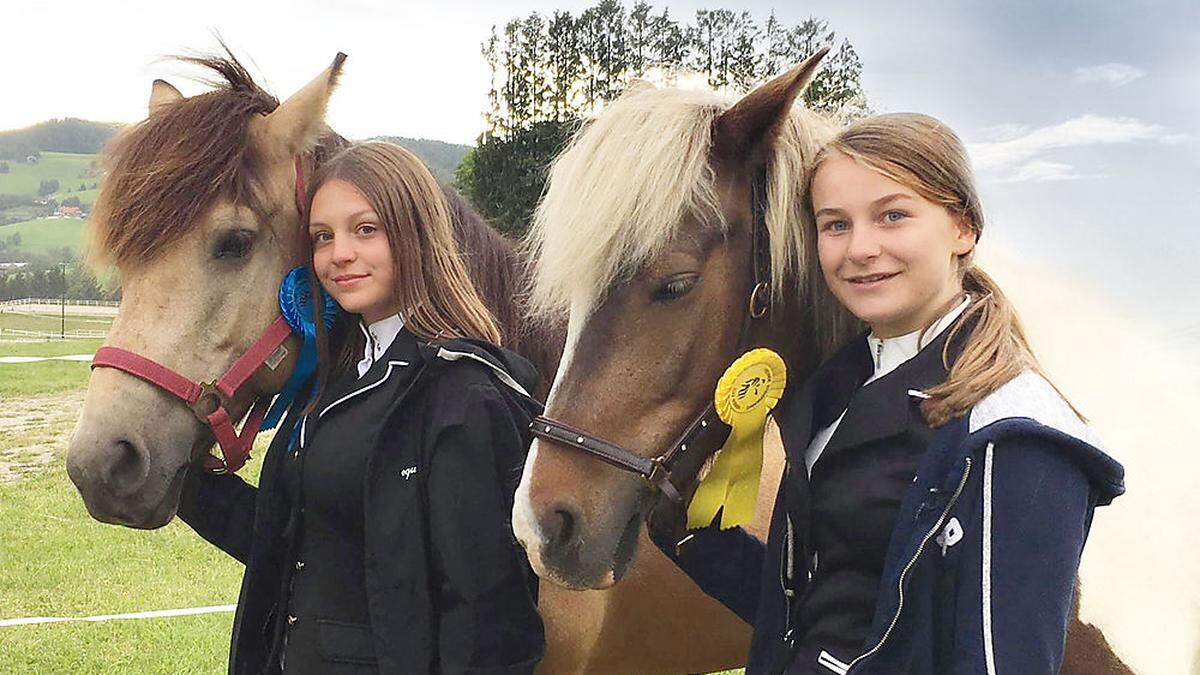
[90,156,311,475]
[530,171,774,506]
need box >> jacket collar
[357,313,407,378]
[314,327,423,418]
[776,313,975,467]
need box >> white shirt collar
[357,313,406,378]
[864,295,971,385]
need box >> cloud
[1074,63,1146,88]
[995,160,1104,183]
[967,114,1185,173]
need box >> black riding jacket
[179,329,545,674]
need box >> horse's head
[66,52,346,528]
[512,51,855,589]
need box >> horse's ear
[251,52,347,160]
[619,78,656,99]
[148,79,183,116]
[713,46,830,167]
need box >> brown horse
[65,49,783,673]
[511,53,1132,673]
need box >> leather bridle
[90,156,311,475]
[530,170,774,506]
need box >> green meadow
[0,338,102,397]
[0,333,265,672]
[0,307,112,335]
[0,217,88,257]
[0,151,99,206]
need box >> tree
[0,162,9,173]
[38,178,60,196]
[456,120,579,237]
[459,3,870,236]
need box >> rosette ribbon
[686,348,787,530]
[261,266,340,431]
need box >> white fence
[0,327,109,339]
[0,298,118,308]
[0,298,119,320]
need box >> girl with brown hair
[659,114,1125,674]
[180,141,545,674]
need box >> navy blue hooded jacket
[666,364,1125,674]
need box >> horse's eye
[213,229,255,260]
[652,274,698,302]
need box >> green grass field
[0,217,88,257]
[0,325,267,672]
[0,152,98,200]
[0,308,112,333]
[0,405,267,673]
[0,338,102,398]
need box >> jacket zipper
[844,457,973,672]
[780,512,797,646]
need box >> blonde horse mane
[526,82,854,356]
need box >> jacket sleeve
[425,382,545,675]
[951,435,1095,674]
[176,471,257,565]
[651,473,779,625]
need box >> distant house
[0,262,28,270]
[55,205,83,218]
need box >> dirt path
[0,390,85,483]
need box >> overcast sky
[8,0,1198,335]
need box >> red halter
[90,156,311,474]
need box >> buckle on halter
[191,381,224,420]
[748,282,770,319]
[644,457,669,488]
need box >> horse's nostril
[552,507,576,548]
[542,504,580,560]
[105,439,149,495]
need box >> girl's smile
[307,179,402,324]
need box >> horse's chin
[84,461,188,530]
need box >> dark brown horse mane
[92,48,290,268]
[444,187,564,397]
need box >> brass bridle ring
[748,282,770,319]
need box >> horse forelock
[526,84,854,356]
[89,51,281,270]
[527,87,728,319]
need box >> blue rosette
[262,266,340,431]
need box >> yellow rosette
[686,348,787,530]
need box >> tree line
[456,1,868,235]
[0,255,115,302]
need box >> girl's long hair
[303,141,501,393]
